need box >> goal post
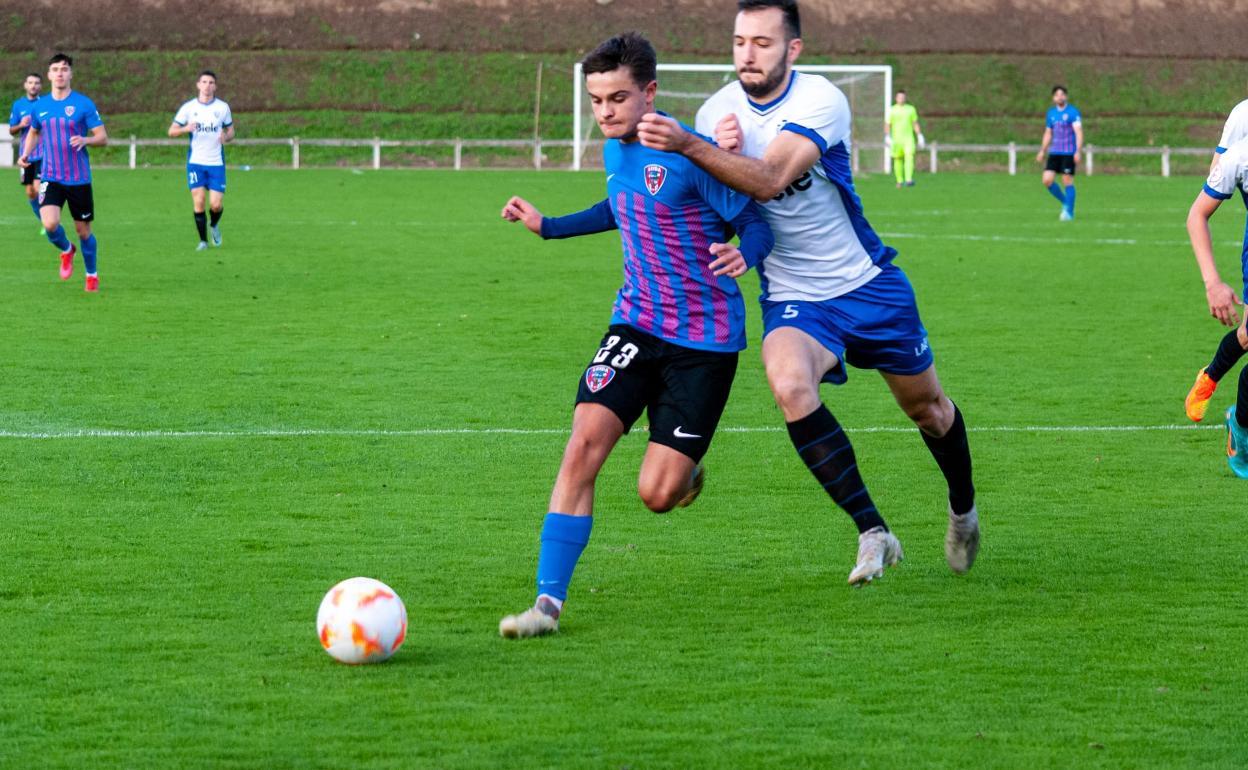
[572,63,892,173]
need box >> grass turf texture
[1,169,1245,768]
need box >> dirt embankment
[3,0,1246,58]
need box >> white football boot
[499,596,560,639]
[848,526,903,585]
[945,505,981,574]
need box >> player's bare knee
[907,396,952,435]
[638,480,679,513]
[769,372,819,418]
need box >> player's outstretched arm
[1187,192,1240,327]
[501,196,545,235]
[638,113,820,201]
[529,198,617,240]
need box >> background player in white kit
[169,70,234,250]
[639,0,979,584]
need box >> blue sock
[1047,182,1066,205]
[1064,185,1076,214]
[46,225,71,251]
[29,199,40,219]
[81,234,98,275]
[535,513,593,605]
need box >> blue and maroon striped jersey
[9,95,42,161]
[29,91,103,185]
[603,131,752,353]
[1046,105,1082,155]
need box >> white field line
[0,424,1221,439]
[878,231,1231,248]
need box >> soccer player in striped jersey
[1036,85,1083,221]
[496,32,773,638]
[1183,136,1248,478]
[18,53,108,292]
[9,72,43,227]
[639,0,979,585]
[168,70,234,250]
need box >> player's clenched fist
[502,196,544,235]
[714,114,743,153]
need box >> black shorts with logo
[1045,153,1077,176]
[39,181,95,222]
[575,324,738,462]
[19,159,40,186]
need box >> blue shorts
[187,164,226,192]
[760,264,933,385]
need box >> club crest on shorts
[585,365,616,393]
[64,106,75,117]
[643,164,667,195]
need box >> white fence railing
[2,137,1215,176]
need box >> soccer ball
[316,577,407,664]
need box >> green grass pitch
[1,167,1245,768]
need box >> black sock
[786,404,887,534]
[1207,330,1247,382]
[1238,368,1248,429]
[209,207,223,227]
[920,404,976,515]
[193,211,207,241]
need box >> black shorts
[19,159,40,186]
[575,324,738,462]
[1045,153,1077,175]
[39,181,95,222]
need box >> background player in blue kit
[19,53,108,292]
[1036,85,1083,221]
[638,0,979,585]
[168,70,234,250]
[9,72,44,228]
[496,32,773,638]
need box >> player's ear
[643,80,658,104]
[787,37,802,66]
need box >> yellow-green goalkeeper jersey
[888,104,919,145]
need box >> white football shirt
[696,72,893,302]
[1205,137,1248,200]
[1217,98,1248,154]
[172,97,233,166]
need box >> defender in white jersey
[168,70,234,250]
[640,0,979,584]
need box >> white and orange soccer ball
[316,577,407,664]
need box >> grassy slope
[0,170,1246,767]
[1,51,1244,147]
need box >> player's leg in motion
[1228,368,1248,478]
[1062,171,1077,218]
[903,143,916,186]
[208,188,225,247]
[762,328,901,585]
[882,366,979,573]
[893,147,905,188]
[637,443,703,512]
[1043,168,1065,209]
[499,403,623,639]
[75,219,99,292]
[39,193,76,280]
[1187,325,1248,421]
[191,184,209,250]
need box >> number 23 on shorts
[593,335,640,368]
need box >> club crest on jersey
[585,365,616,393]
[643,164,667,195]
[64,106,74,117]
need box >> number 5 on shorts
[782,304,800,319]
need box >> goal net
[572,63,891,173]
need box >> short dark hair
[48,52,72,67]
[199,69,218,81]
[581,32,657,89]
[1052,84,1067,95]
[738,0,801,40]
[25,72,41,81]
[896,89,906,95]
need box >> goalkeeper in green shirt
[886,90,924,188]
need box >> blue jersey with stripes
[603,128,752,353]
[28,90,104,185]
[1046,105,1082,155]
[9,95,42,161]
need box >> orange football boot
[1185,369,1218,422]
